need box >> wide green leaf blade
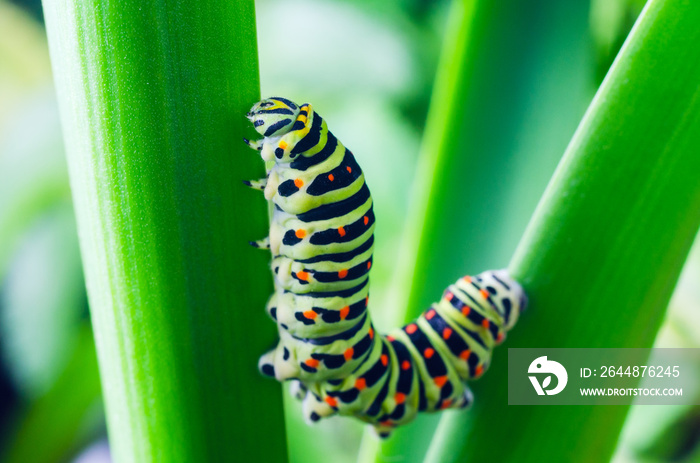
[41,0,288,460]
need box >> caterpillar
[243,97,526,437]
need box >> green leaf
[40,0,288,461]
[359,0,593,461]
[426,0,700,461]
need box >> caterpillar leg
[242,178,267,191]
[455,387,474,409]
[258,343,298,381]
[249,237,270,249]
[302,389,336,424]
[243,137,263,151]
[265,294,278,321]
[290,380,307,400]
[372,424,394,439]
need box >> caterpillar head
[476,269,526,331]
[247,97,301,138]
[446,270,526,334]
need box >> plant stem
[426,0,700,461]
[41,0,288,460]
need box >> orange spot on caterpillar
[463,276,472,283]
[379,420,392,427]
[294,178,304,188]
[424,348,435,359]
[338,227,346,237]
[482,319,490,329]
[441,399,452,409]
[295,229,306,239]
[305,359,319,368]
[338,269,348,279]
[340,306,350,320]
[394,393,406,405]
[461,306,471,316]
[387,335,395,342]
[475,365,484,376]
[401,360,411,370]
[426,309,436,320]
[355,378,366,390]
[380,354,388,366]
[480,289,490,300]
[434,376,448,387]
[497,332,504,343]
[443,328,452,340]
[406,324,417,334]
[346,166,352,173]
[369,327,374,339]
[303,310,317,320]
[344,348,354,361]
[460,349,471,360]
[325,396,338,407]
[328,174,335,182]
[367,261,371,270]
[296,271,309,281]
[365,296,369,306]
[279,140,288,149]
[445,292,454,301]
[364,215,369,225]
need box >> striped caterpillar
[243,97,526,437]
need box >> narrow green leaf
[41,0,288,461]
[359,0,593,461]
[394,0,592,325]
[426,0,700,461]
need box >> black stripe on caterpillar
[243,97,527,437]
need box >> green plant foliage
[0,3,104,460]
[2,327,102,463]
[40,0,287,461]
[0,205,83,398]
[615,240,700,462]
[590,0,646,83]
[4,0,698,460]
[359,0,593,461]
[426,0,700,461]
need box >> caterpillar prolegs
[244,97,526,437]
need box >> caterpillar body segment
[244,97,526,437]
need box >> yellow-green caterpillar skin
[244,97,526,437]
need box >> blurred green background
[0,0,698,462]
